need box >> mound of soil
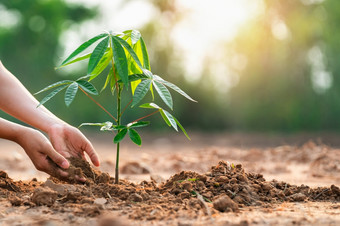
[48,157,110,184]
[0,160,339,223]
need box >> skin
[0,61,100,180]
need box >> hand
[47,123,100,167]
[17,128,70,178]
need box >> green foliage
[60,33,108,68]
[36,29,196,183]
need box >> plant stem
[79,87,117,123]
[115,87,122,184]
[133,110,159,123]
[109,36,121,184]
[120,98,133,118]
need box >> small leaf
[127,121,150,128]
[117,74,148,83]
[57,53,91,69]
[162,109,178,131]
[154,75,197,102]
[132,79,152,107]
[34,80,72,95]
[128,129,142,146]
[77,80,98,95]
[113,128,128,143]
[111,36,129,88]
[110,68,117,94]
[88,36,110,75]
[88,49,111,81]
[131,79,141,95]
[140,37,151,70]
[111,125,127,130]
[60,33,108,67]
[153,80,173,109]
[130,30,141,44]
[159,109,171,127]
[64,82,79,107]
[79,121,113,131]
[142,69,153,78]
[173,116,190,140]
[101,67,113,92]
[114,36,144,71]
[139,102,161,109]
[37,85,68,107]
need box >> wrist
[46,121,70,137]
[13,126,35,146]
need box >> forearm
[0,61,65,133]
[0,117,29,143]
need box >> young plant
[35,30,196,184]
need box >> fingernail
[61,161,69,169]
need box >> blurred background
[1,0,340,135]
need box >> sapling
[36,30,196,184]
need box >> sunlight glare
[172,0,264,83]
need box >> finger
[75,175,86,182]
[84,143,100,167]
[36,157,67,178]
[45,147,70,169]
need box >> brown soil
[0,134,340,225]
[0,158,339,225]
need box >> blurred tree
[226,0,340,131]
[0,0,97,124]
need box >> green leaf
[113,128,128,143]
[111,125,127,130]
[88,49,111,81]
[57,53,91,69]
[140,37,150,70]
[139,102,161,109]
[162,110,178,131]
[173,116,190,140]
[88,36,110,75]
[79,121,113,131]
[138,103,175,129]
[114,36,144,71]
[128,129,142,146]
[64,82,79,107]
[131,30,141,44]
[142,69,153,78]
[153,80,173,110]
[77,80,98,95]
[60,33,108,67]
[132,79,152,107]
[127,121,150,128]
[111,36,129,88]
[138,103,189,139]
[37,85,68,107]
[110,67,117,94]
[154,75,197,102]
[101,67,113,92]
[159,109,171,127]
[127,74,148,82]
[34,80,73,95]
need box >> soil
[0,132,339,225]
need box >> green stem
[109,35,122,184]
[115,86,122,184]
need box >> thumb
[46,148,70,169]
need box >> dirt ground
[0,131,339,226]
